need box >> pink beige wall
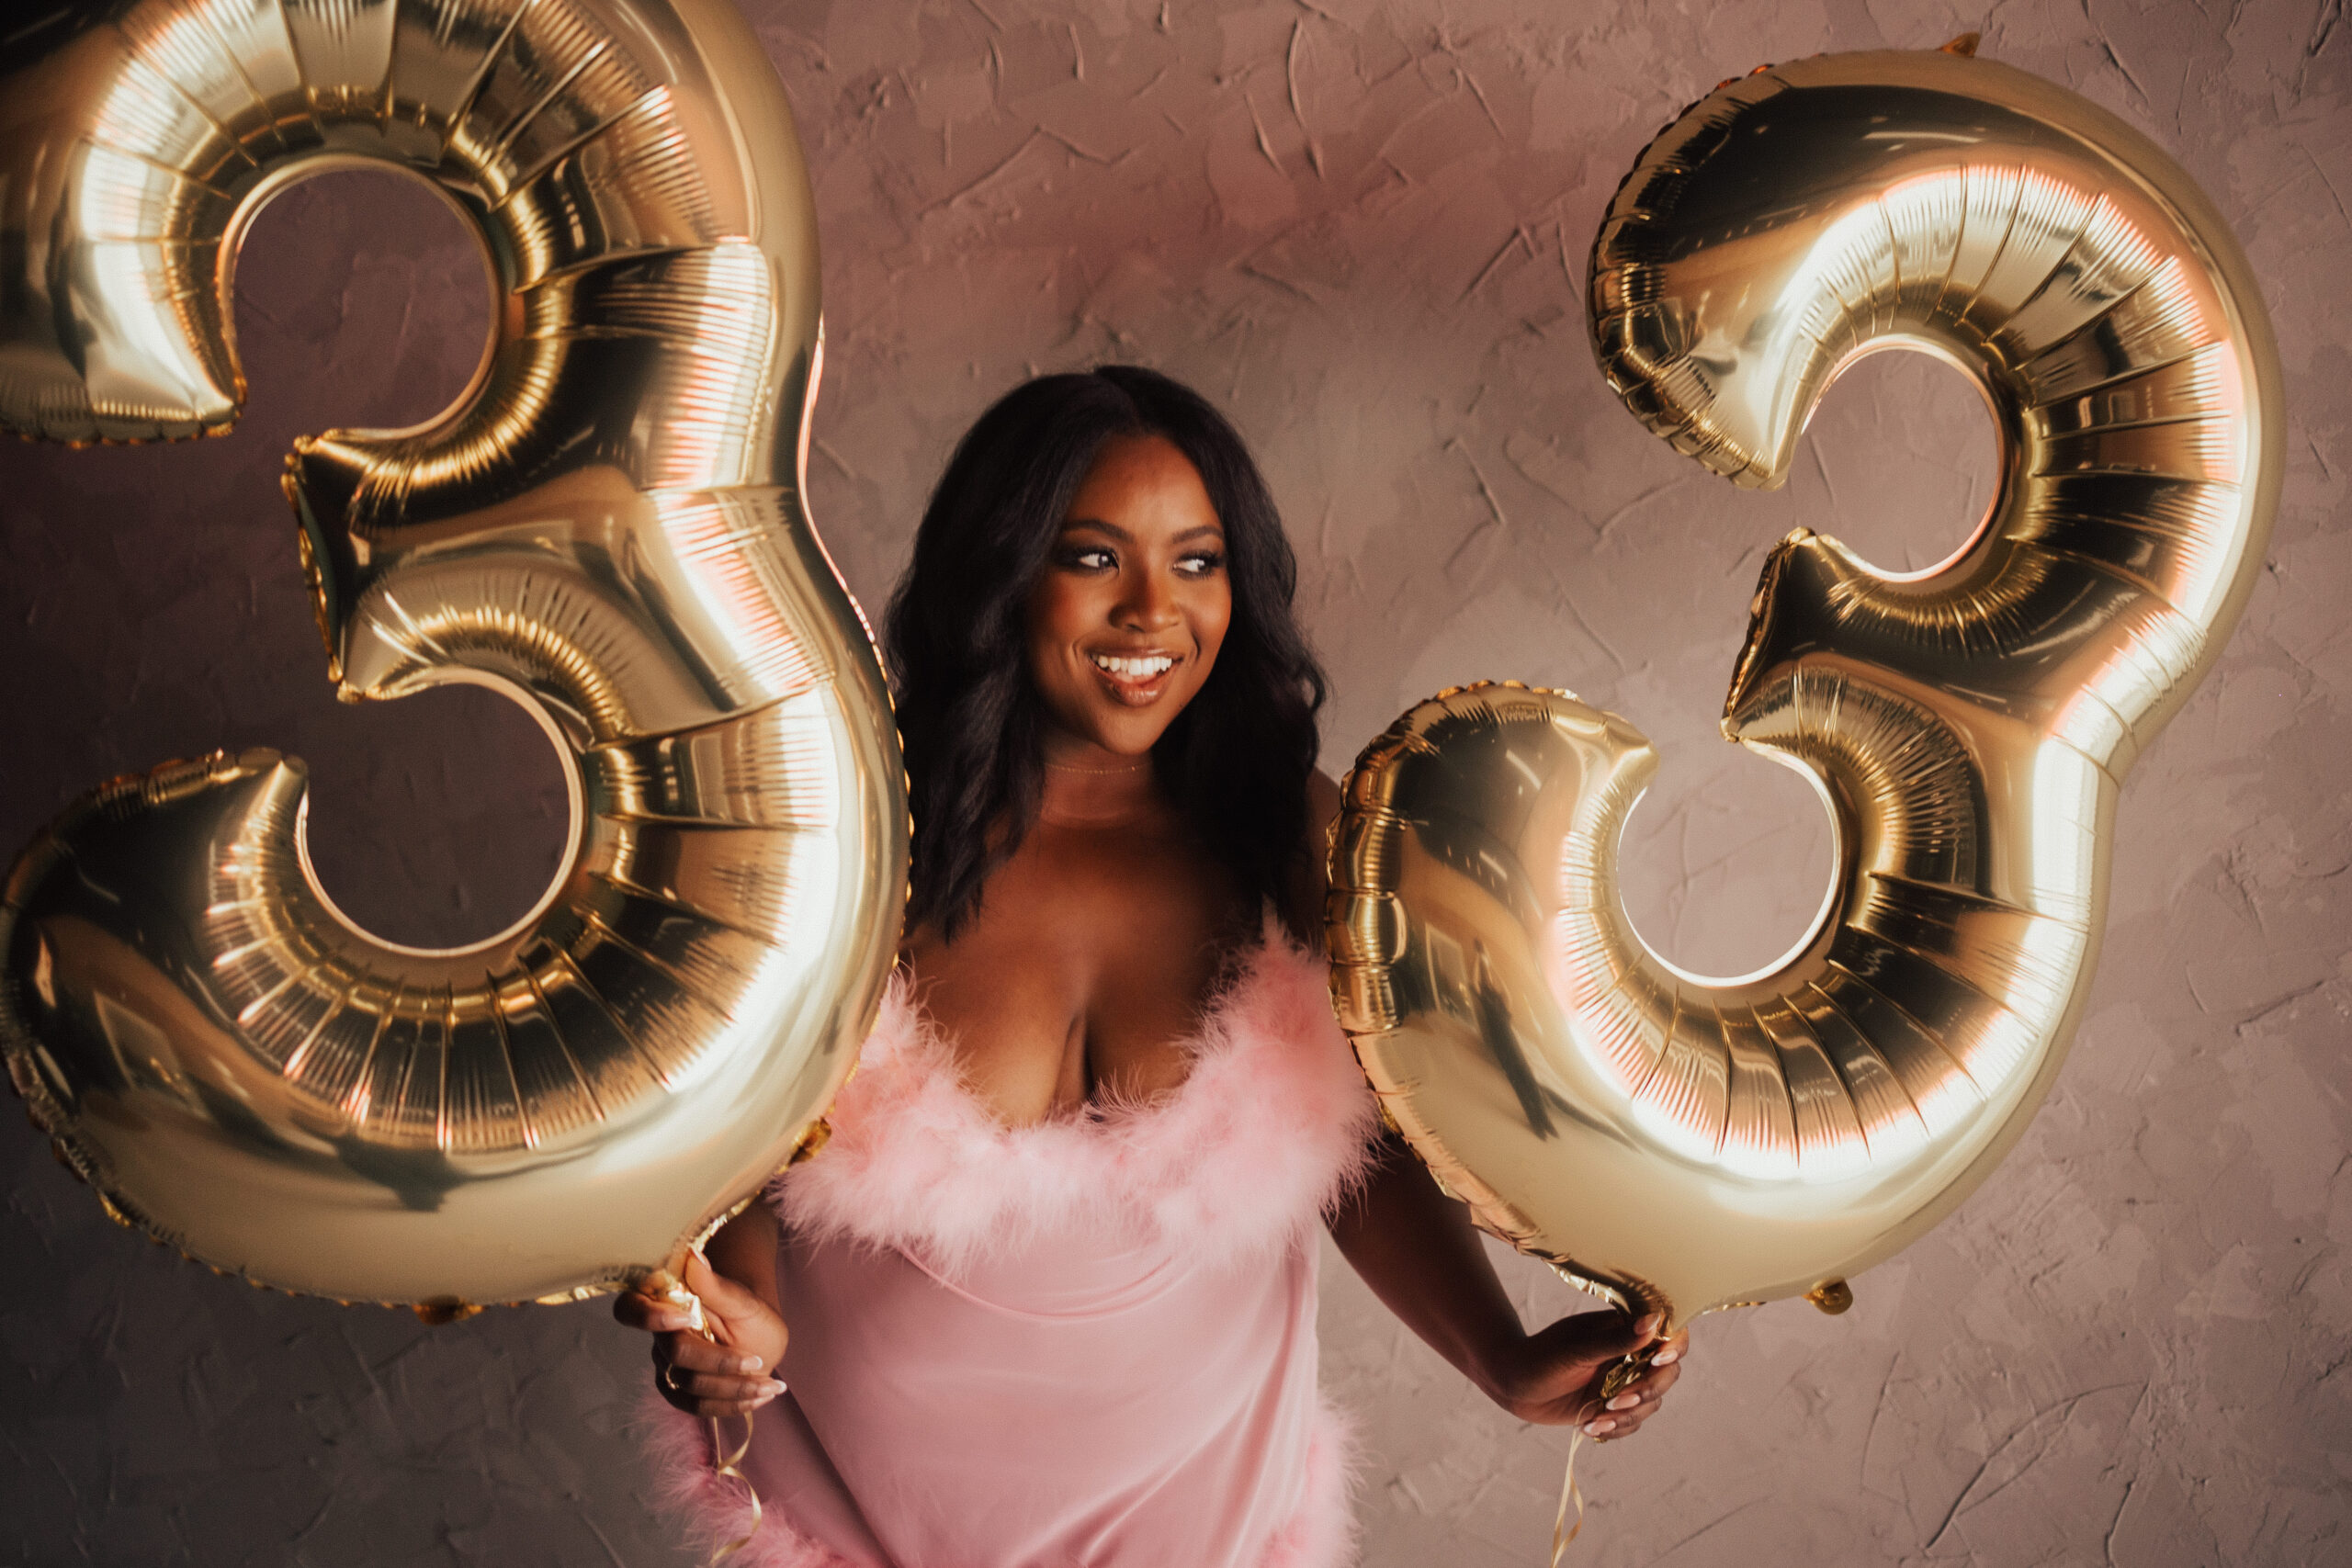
[2,1,2345,1562]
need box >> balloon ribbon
[1549,1348,1649,1566]
[1549,1426,1589,1566]
[707,1410,763,1562]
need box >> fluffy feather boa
[771,920,1382,1274]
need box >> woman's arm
[1326,1136,1684,1437]
[611,1200,791,1419]
[1294,769,1687,1438]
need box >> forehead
[1062,434,1222,535]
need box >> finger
[1556,1306,1664,1365]
[1611,1357,1682,1406]
[662,1365,786,1408]
[1589,1394,1670,1440]
[684,1249,764,1317]
[660,1332,775,1378]
[1587,1412,1644,1440]
[613,1292,697,1335]
[650,1335,786,1414]
[662,1363,780,1401]
[1608,1331,1689,1405]
[1599,1390,1661,1423]
[1586,1378,1675,1427]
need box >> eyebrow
[1061,519,1227,545]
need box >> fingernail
[1651,1347,1679,1367]
[752,1385,780,1404]
[771,1378,788,1394]
[1585,1418,1616,1436]
[738,1356,763,1373]
[1606,1393,1640,1411]
[1634,1313,1662,1336]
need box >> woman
[616,367,1688,1566]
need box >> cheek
[1023,579,1090,667]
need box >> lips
[1087,649,1182,705]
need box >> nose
[1114,568,1182,633]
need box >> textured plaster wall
[2,0,2347,1563]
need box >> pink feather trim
[773,921,1380,1276]
[639,1392,1362,1568]
[638,1394,850,1568]
[1261,1397,1363,1568]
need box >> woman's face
[1024,434,1232,758]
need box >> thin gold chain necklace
[1044,758,1151,777]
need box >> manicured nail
[752,1384,780,1405]
[1585,1418,1616,1435]
[738,1356,763,1373]
[771,1378,788,1394]
[1634,1313,1662,1336]
[1651,1347,1680,1367]
[1607,1393,1641,1411]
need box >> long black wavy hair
[885,366,1327,941]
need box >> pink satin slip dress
[645,926,1380,1568]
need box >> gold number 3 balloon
[0,0,907,1312]
[1329,46,2280,1329]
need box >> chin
[1049,664,1206,755]
[1080,714,1175,756]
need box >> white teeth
[1091,653,1174,679]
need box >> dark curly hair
[884,366,1327,940]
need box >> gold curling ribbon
[707,1411,763,1563]
[1548,1426,1589,1567]
[1548,1350,1649,1566]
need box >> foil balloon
[0,0,908,1312]
[1327,45,2280,1330]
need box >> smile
[1091,653,1176,679]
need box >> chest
[902,818,1251,1126]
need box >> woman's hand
[1481,1310,1688,1440]
[612,1248,789,1419]
[1329,1134,1697,1444]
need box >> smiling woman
[886,368,1325,945]
[611,367,1690,1567]
[1028,434,1232,735]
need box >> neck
[1038,732,1160,826]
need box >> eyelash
[1057,547,1225,577]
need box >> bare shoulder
[1282,769,1346,944]
[1306,766,1342,839]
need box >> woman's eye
[1058,547,1115,571]
[1177,551,1226,577]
